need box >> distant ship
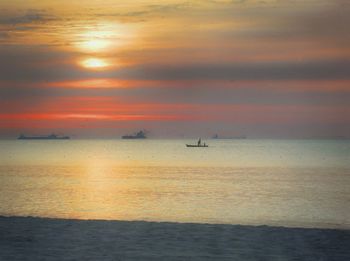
[18,134,70,140]
[122,130,147,139]
[212,134,246,139]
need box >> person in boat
[198,138,201,146]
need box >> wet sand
[0,216,349,260]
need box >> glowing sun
[80,39,110,52]
[81,58,109,69]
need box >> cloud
[0,9,57,25]
[1,43,350,82]
[0,32,9,39]
[0,9,59,42]
[297,0,350,45]
[94,2,191,22]
[2,80,349,111]
[1,45,349,83]
[117,60,350,81]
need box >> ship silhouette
[212,134,246,139]
[18,134,70,140]
[122,130,147,139]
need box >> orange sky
[0,0,349,138]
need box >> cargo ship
[18,134,70,140]
[122,130,147,139]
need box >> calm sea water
[0,139,349,229]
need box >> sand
[0,216,349,260]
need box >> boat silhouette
[212,134,246,139]
[186,138,208,147]
[122,130,147,139]
[186,144,208,147]
[18,134,70,140]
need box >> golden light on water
[81,58,109,69]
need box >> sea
[0,139,349,229]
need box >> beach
[1,216,349,260]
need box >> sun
[81,58,109,69]
[77,29,116,53]
[80,39,110,53]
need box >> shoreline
[1,216,349,260]
[0,214,349,231]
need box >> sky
[0,0,349,138]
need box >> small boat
[186,144,208,147]
[186,138,208,147]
